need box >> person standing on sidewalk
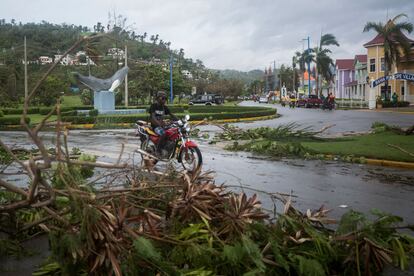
[392,92,399,107]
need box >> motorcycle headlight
[184,122,191,132]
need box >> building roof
[303,70,315,81]
[363,32,414,48]
[335,59,354,70]
[355,55,367,63]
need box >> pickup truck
[296,95,322,108]
[189,94,224,105]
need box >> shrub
[73,105,94,110]
[115,105,148,110]
[80,89,93,105]
[89,109,99,116]
[39,107,54,115]
[61,116,96,124]
[60,107,276,125]
[397,101,410,107]
[61,110,78,116]
[0,107,40,115]
[78,154,97,178]
[382,100,410,108]
[0,117,30,125]
[0,110,3,117]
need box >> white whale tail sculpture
[74,66,129,92]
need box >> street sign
[371,72,414,87]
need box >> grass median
[219,123,414,164]
[302,131,414,163]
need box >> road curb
[192,115,278,124]
[365,158,414,169]
[356,109,414,115]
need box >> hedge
[187,106,268,113]
[382,101,410,108]
[0,110,3,117]
[0,116,30,125]
[89,109,99,116]
[61,110,78,116]
[0,106,96,116]
[61,116,97,124]
[61,107,276,125]
[1,105,262,116]
[0,107,40,115]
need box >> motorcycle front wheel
[179,146,202,173]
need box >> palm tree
[313,34,339,96]
[294,50,313,93]
[363,13,413,99]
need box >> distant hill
[214,69,263,84]
[0,20,201,70]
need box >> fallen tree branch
[388,144,414,157]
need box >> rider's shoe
[160,149,169,158]
[156,148,169,159]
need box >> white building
[182,70,193,79]
[74,51,96,66]
[54,54,75,66]
[344,55,368,100]
[39,56,53,65]
[107,48,124,58]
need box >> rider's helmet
[156,91,167,99]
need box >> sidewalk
[358,106,414,114]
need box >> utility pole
[124,45,128,107]
[24,36,28,99]
[169,53,173,103]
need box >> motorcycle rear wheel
[140,139,158,165]
[179,146,202,173]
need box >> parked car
[258,96,269,103]
[296,95,322,108]
[189,94,224,105]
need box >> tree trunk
[384,59,389,100]
[315,68,319,97]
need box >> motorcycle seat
[136,120,149,126]
[144,127,158,136]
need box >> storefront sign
[371,73,414,87]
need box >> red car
[296,95,322,108]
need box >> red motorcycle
[135,115,202,173]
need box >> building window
[369,58,376,72]
[380,57,385,72]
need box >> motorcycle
[321,100,335,110]
[135,114,202,173]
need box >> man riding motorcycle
[149,91,178,157]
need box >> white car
[258,96,269,103]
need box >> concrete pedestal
[94,91,115,112]
[368,85,376,110]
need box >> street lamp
[302,37,311,96]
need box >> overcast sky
[1,0,413,71]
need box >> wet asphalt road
[1,123,414,224]
[237,100,414,136]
